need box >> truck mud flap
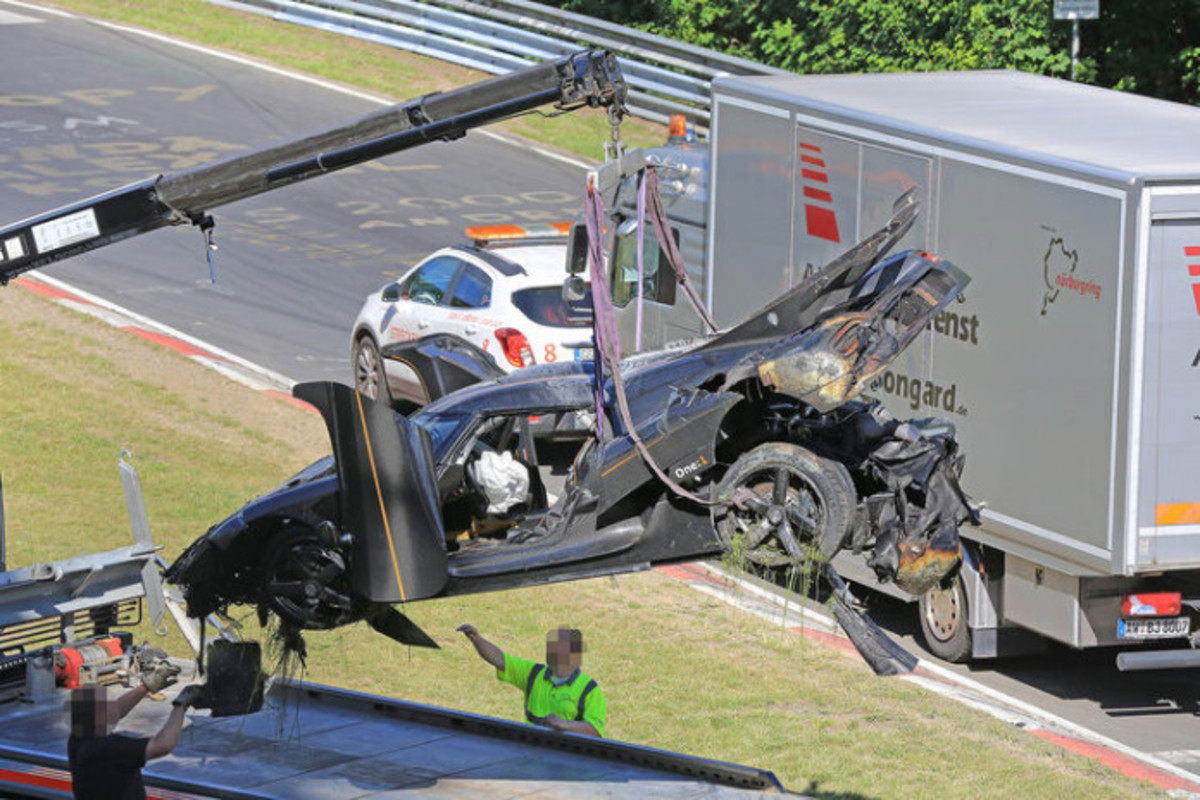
[295,382,448,604]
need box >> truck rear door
[1136,202,1200,569]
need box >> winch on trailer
[52,636,128,690]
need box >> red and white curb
[12,274,1197,797]
[655,562,1200,798]
[13,272,315,413]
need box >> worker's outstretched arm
[145,686,203,760]
[457,624,505,670]
[144,704,187,760]
[114,684,148,721]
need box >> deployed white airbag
[467,450,530,515]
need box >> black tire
[919,574,972,663]
[714,442,856,569]
[261,528,358,631]
[352,335,391,405]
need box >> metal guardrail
[205,0,790,124]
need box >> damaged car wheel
[261,528,358,630]
[715,443,855,569]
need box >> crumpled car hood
[702,193,969,413]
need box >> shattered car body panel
[382,335,597,439]
[754,256,965,413]
[352,235,594,410]
[165,198,977,648]
[379,333,507,407]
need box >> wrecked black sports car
[165,195,979,653]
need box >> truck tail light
[1121,592,1182,617]
[495,328,535,368]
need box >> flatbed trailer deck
[0,458,788,799]
[0,677,785,799]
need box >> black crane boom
[0,49,625,283]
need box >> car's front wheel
[714,442,856,569]
[353,335,391,405]
[261,527,359,631]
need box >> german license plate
[574,347,594,362]
[1117,616,1190,639]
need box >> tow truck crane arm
[0,49,625,283]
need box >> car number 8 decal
[544,344,557,363]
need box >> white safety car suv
[351,225,594,410]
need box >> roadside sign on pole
[1054,0,1099,20]
[1054,0,1098,80]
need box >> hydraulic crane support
[0,49,626,283]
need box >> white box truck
[599,70,1200,667]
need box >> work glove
[141,659,181,695]
[171,684,206,709]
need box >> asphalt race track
[2,1,1198,790]
[0,2,588,385]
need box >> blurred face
[70,688,118,738]
[545,628,582,679]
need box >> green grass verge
[1,290,1164,799]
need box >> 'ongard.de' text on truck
[595,70,1200,668]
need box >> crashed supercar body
[165,197,980,645]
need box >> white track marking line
[0,0,594,170]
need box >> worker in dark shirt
[458,624,606,737]
[67,660,203,800]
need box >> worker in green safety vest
[458,624,606,738]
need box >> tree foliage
[551,0,1200,105]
